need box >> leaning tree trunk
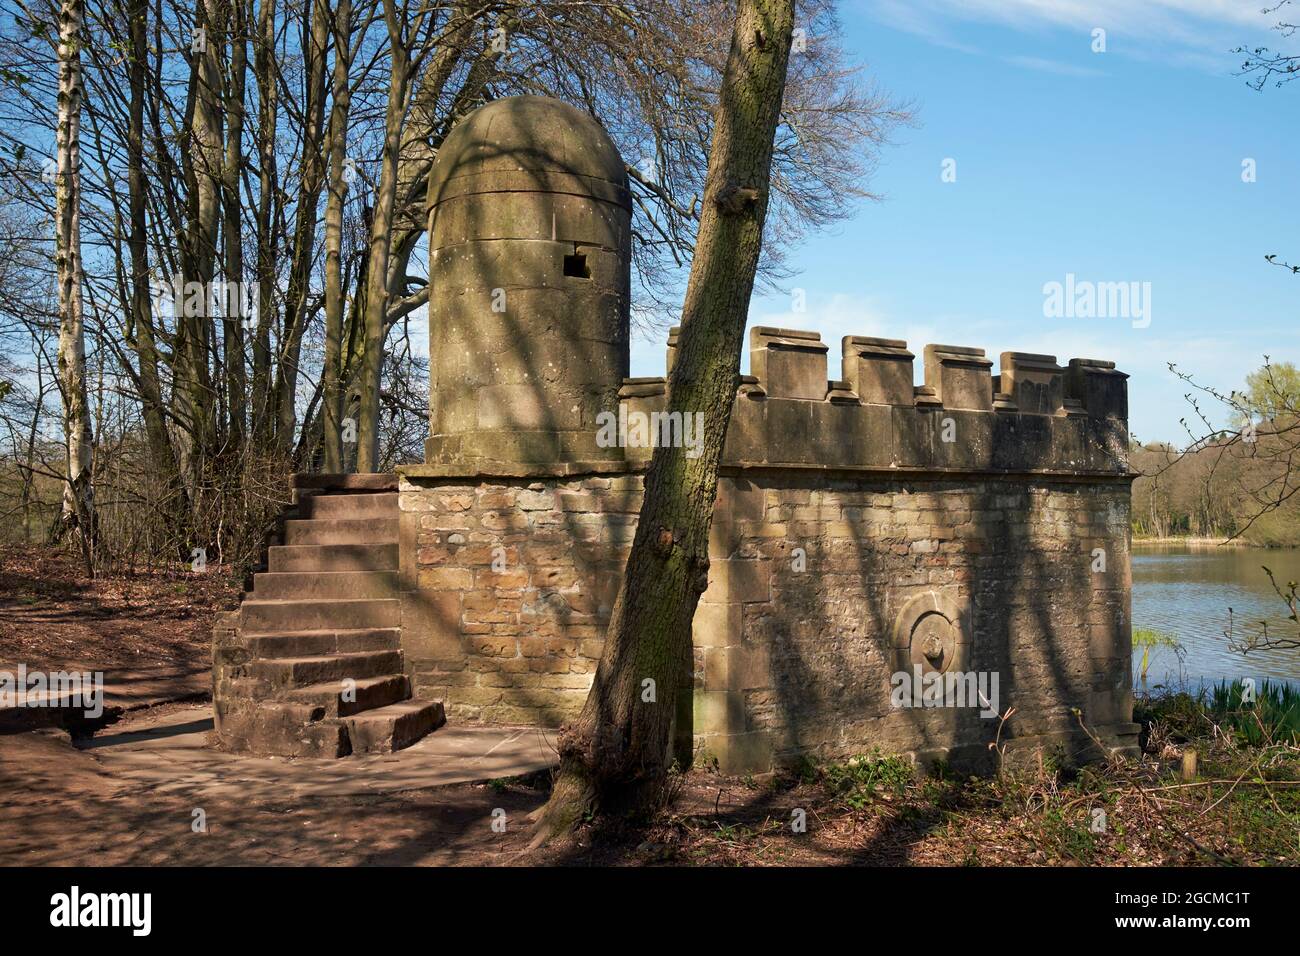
[533,0,796,837]
[54,0,95,576]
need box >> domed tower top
[427,95,630,203]
[425,96,633,468]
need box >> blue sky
[628,0,1300,445]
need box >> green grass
[817,749,914,809]
[1138,681,1300,747]
[1206,679,1300,747]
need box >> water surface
[1131,542,1300,691]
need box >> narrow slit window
[563,252,591,278]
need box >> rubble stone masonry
[397,330,1138,774]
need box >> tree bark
[533,0,795,837]
[321,0,353,473]
[221,0,250,447]
[176,0,223,491]
[249,0,279,445]
[121,0,188,548]
[271,0,329,453]
[355,0,414,473]
[55,0,95,575]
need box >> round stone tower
[424,95,632,466]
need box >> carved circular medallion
[891,591,971,677]
[909,611,958,675]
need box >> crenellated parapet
[618,326,1130,476]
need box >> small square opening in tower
[563,252,591,279]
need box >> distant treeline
[1131,363,1300,547]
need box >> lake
[1131,542,1300,691]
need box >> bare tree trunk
[533,0,795,838]
[55,0,95,576]
[171,0,224,501]
[249,0,278,445]
[271,0,329,455]
[321,0,353,473]
[354,0,414,473]
[339,244,371,472]
[221,0,250,448]
[121,0,189,551]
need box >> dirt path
[0,546,236,673]
[0,723,550,866]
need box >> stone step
[213,699,352,757]
[282,517,398,546]
[345,699,446,754]
[252,570,400,600]
[286,674,410,718]
[249,650,404,689]
[268,543,399,573]
[305,492,399,519]
[240,598,400,634]
[244,628,400,659]
[293,473,397,492]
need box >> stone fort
[213,95,1138,773]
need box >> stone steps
[211,483,445,758]
[305,492,400,519]
[252,570,401,600]
[287,674,410,718]
[244,628,400,659]
[249,650,405,689]
[346,699,446,754]
[268,543,399,573]
[282,517,398,546]
[240,597,400,634]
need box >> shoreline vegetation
[1128,535,1300,548]
[1132,534,1300,549]
[1130,362,1300,552]
[531,687,1300,865]
[1132,535,1255,547]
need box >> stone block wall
[396,468,1134,773]
[394,326,1138,774]
[688,473,1133,774]
[396,475,641,726]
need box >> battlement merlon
[617,326,1131,476]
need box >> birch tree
[54,0,94,573]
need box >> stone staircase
[212,477,444,757]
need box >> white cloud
[865,0,1281,72]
